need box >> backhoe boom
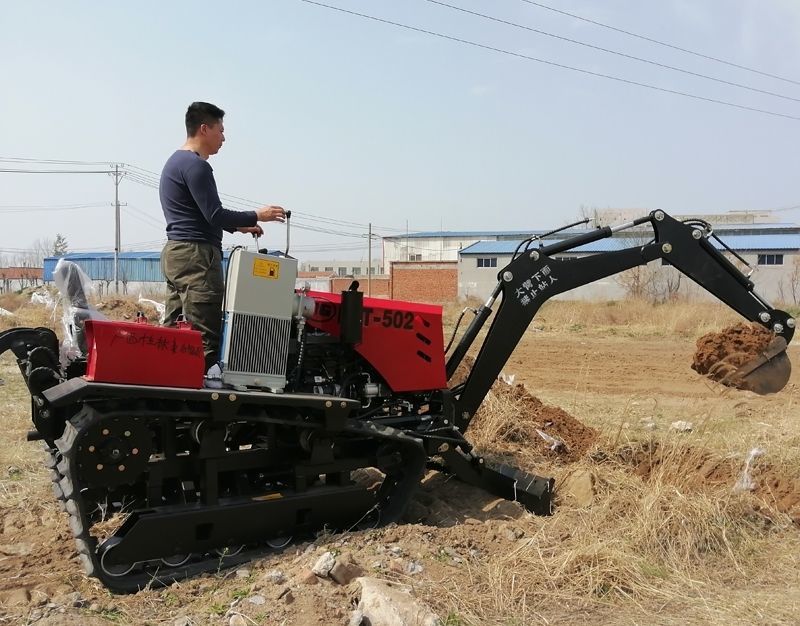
[449,210,795,429]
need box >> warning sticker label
[253,258,280,279]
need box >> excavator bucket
[726,336,792,395]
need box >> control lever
[284,210,292,256]
[251,209,291,256]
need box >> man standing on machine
[159,101,286,370]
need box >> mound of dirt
[612,441,800,524]
[493,383,598,461]
[691,322,774,387]
[450,355,597,461]
[94,297,160,323]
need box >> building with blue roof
[43,251,238,296]
[456,224,800,302]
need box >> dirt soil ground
[691,322,781,388]
[1,307,799,624]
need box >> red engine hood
[304,291,446,393]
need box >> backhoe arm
[449,210,796,430]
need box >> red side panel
[305,291,446,392]
[84,319,205,388]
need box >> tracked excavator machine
[0,210,793,591]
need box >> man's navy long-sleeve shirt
[159,150,257,249]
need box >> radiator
[220,249,298,391]
[223,312,291,389]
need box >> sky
[2,0,800,264]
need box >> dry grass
[0,290,161,334]
[444,298,756,342]
[425,378,800,625]
[535,299,748,339]
[428,473,799,624]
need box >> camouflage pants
[160,241,224,370]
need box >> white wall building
[383,210,790,265]
[457,222,800,304]
[383,230,536,264]
[299,260,384,277]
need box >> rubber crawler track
[52,405,422,593]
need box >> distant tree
[20,238,55,267]
[605,226,689,303]
[650,263,683,303]
[786,256,800,305]
[577,205,602,229]
[612,229,657,300]
[53,233,69,256]
[0,252,7,293]
[615,263,656,299]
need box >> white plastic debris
[670,420,694,432]
[204,363,223,389]
[535,429,565,452]
[0,307,13,317]
[30,290,55,308]
[138,293,166,324]
[733,447,766,493]
[497,372,516,385]
[53,258,106,365]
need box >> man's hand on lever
[236,225,264,235]
[256,205,287,223]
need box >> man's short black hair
[185,102,225,137]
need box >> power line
[70,239,167,252]
[122,163,408,232]
[124,169,385,238]
[125,170,379,239]
[0,240,166,254]
[0,157,113,166]
[0,201,107,208]
[0,156,420,240]
[1,156,411,234]
[122,205,164,231]
[121,241,167,251]
[295,0,800,122]
[0,168,114,174]
[124,173,160,190]
[426,0,800,103]
[0,202,108,213]
[515,0,800,87]
[291,217,369,236]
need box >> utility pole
[111,164,125,294]
[367,222,372,297]
[440,217,443,261]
